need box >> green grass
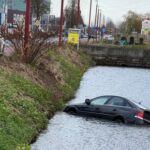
[0,48,91,150]
[48,49,91,101]
[0,69,52,150]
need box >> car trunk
[144,110,150,123]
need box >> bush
[0,24,58,64]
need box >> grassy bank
[0,46,92,150]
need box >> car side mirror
[85,99,91,105]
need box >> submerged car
[64,95,150,125]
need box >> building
[0,0,25,25]
[141,18,150,42]
[0,0,25,11]
[141,19,150,34]
[0,0,6,24]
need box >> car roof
[91,95,139,107]
[96,95,147,109]
[92,95,125,99]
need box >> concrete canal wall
[81,45,150,68]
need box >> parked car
[0,37,5,54]
[103,34,114,41]
[64,95,150,125]
[80,33,88,39]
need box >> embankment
[0,46,92,150]
[81,44,150,68]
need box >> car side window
[91,97,110,106]
[106,97,131,107]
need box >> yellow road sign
[68,32,79,44]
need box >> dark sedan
[64,95,150,124]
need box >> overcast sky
[51,0,150,25]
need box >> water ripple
[31,66,150,150]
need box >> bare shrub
[0,24,58,64]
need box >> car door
[85,96,111,117]
[101,96,133,120]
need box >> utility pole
[99,10,101,28]
[94,4,98,27]
[103,15,105,26]
[77,0,80,28]
[88,0,92,28]
[99,10,102,40]
[96,9,100,41]
[4,0,8,25]
[24,0,31,62]
[59,0,64,47]
[88,0,92,42]
[94,4,98,41]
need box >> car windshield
[91,96,110,106]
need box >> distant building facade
[0,0,25,11]
[0,0,25,25]
[141,18,150,42]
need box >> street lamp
[24,0,31,62]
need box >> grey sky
[51,0,150,25]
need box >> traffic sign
[101,26,106,33]
[68,32,79,44]
[68,28,80,50]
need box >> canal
[31,66,150,150]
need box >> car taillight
[135,111,144,120]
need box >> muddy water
[31,66,150,150]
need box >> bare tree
[119,11,142,34]
[31,0,50,20]
[64,0,84,28]
[0,23,57,64]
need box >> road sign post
[68,28,80,50]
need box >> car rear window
[131,100,147,109]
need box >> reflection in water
[31,66,150,150]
